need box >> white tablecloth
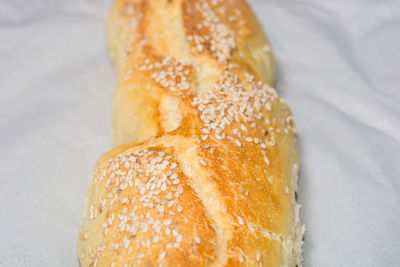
[1,0,399,266]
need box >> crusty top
[78,0,304,266]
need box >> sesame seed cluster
[139,56,194,92]
[191,69,280,165]
[84,146,208,266]
[185,0,236,63]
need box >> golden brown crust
[79,0,303,266]
[79,142,217,267]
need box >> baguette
[78,0,304,266]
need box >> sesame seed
[172,229,178,236]
[139,187,146,195]
[235,139,241,147]
[159,252,166,260]
[245,137,253,142]
[161,183,167,191]
[194,236,201,243]
[261,143,267,149]
[238,216,245,225]
[177,234,183,242]
[123,237,130,248]
[239,255,244,263]
[165,228,171,235]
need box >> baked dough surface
[78,0,304,266]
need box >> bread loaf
[78,0,304,266]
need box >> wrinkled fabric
[0,0,399,266]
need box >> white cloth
[0,0,399,266]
